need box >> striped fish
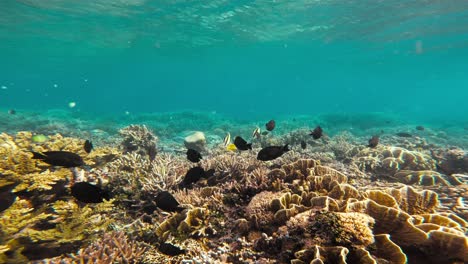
[223,132,231,147]
[252,127,261,139]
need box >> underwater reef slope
[0,122,467,263]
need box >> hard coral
[119,124,158,160]
[436,148,468,175]
[300,211,375,247]
[353,146,436,176]
[155,207,211,241]
[45,231,146,264]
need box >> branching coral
[105,152,186,198]
[119,125,158,160]
[0,198,115,262]
[64,231,146,264]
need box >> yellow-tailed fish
[223,132,231,147]
[252,127,261,139]
[226,143,237,151]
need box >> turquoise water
[1,0,468,121]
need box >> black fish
[31,151,84,167]
[71,182,110,203]
[416,126,425,131]
[148,145,157,161]
[257,144,290,161]
[155,191,184,213]
[234,136,252,150]
[159,243,185,256]
[180,166,206,187]
[179,167,214,188]
[368,136,379,148]
[300,140,307,149]
[186,148,202,163]
[84,140,93,153]
[396,132,412,137]
[8,109,16,115]
[261,131,269,136]
[310,126,323,139]
[265,120,276,131]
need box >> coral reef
[353,145,437,176]
[433,148,468,175]
[119,125,158,160]
[1,121,467,264]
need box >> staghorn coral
[47,231,147,264]
[105,152,186,198]
[325,131,360,162]
[119,124,158,160]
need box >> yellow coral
[13,168,71,192]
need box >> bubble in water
[53,84,58,88]
[1,85,7,89]
[68,102,76,108]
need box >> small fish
[300,140,307,149]
[155,191,184,213]
[368,136,379,148]
[252,127,261,139]
[31,134,48,143]
[309,126,323,139]
[159,243,185,256]
[31,151,84,167]
[8,109,16,115]
[180,167,214,188]
[416,126,425,131]
[396,132,412,137]
[261,131,269,136]
[234,136,252,151]
[257,144,290,161]
[223,132,231,147]
[84,140,93,153]
[71,182,110,203]
[186,148,202,163]
[226,143,237,151]
[265,120,276,131]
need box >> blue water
[1,0,468,121]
